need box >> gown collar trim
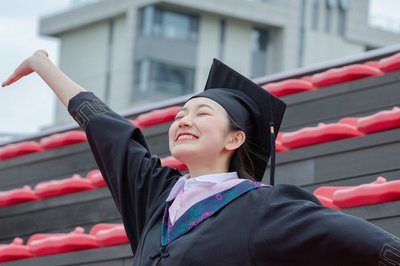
[161,179,271,247]
[166,172,239,202]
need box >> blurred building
[39,0,400,126]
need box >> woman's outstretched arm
[2,50,86,107]
[2,50,181,253]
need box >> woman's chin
[171,148,196,164]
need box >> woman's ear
[225,131,246,151]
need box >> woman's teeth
[177,134,196,141]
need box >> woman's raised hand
[2,49,86,107]
[2,50,49,87]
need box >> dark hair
[226,115,257,182]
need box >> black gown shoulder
[68,91,181,253]
[248,184,400,265]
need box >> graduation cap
[192,59,286,184]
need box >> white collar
[166,172,239,202]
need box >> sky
[0,0,399,140]
[0,0,70,138]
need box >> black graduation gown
[68,91,400,266]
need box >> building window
[252,28,268,52]
[325,0,336,33]
[139,6,199,42]
[134,60,194,102]
[251,28,268,78]
[311,0,319,31]
[337,0,348,36]
[219,19,226,60]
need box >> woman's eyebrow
[196,104,215,111]
[179,104,215,112]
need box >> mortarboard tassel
[269,121,276,186]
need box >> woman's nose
[178,116,193,128]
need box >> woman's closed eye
[197,112,210,116]
[174,115,183,121]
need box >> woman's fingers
[2,72,16,87]
[2,58,34,87]
[2,69,21,86]
[2,72,22,87]
[2,72,23,87]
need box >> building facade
[39,0,400,126]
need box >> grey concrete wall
[222,18,252,77]
[108,14,135,113]
[194,12,220,94]
[303,31,364,66]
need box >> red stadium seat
[275,133,289,152]
[39,130,87,150]
[379,52,400,72]
[86,169,107,188]
[136,106,182,127]
[280,122,364,149]
[128,119,144,129]
[311,64,383,88]
[338,117,359,127]
[89,224,118,236]
[314,185,356,200]
[314,176,386,199]
[364,61,379,68]
[314,177,387,209]
[333,178,400,208]
[0,238,35,263]
[262,79,316,97]
[27,227,101,256]
[314,195,341,210]
[0,141,43,160]
[90,224,129,247]
[357,107,400,134]
[300,76,312,82]
[161,156,188,171]
[275,142,288,152]
[0,185,40,207]
[34,174,95,199]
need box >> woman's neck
[187,163,229,179]
[183,150,233,179]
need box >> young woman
[3,50,400,265]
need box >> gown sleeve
[67,91,181,250]
[250,184,400,266]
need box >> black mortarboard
[191,59,286,184]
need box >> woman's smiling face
[168,97,232,168]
